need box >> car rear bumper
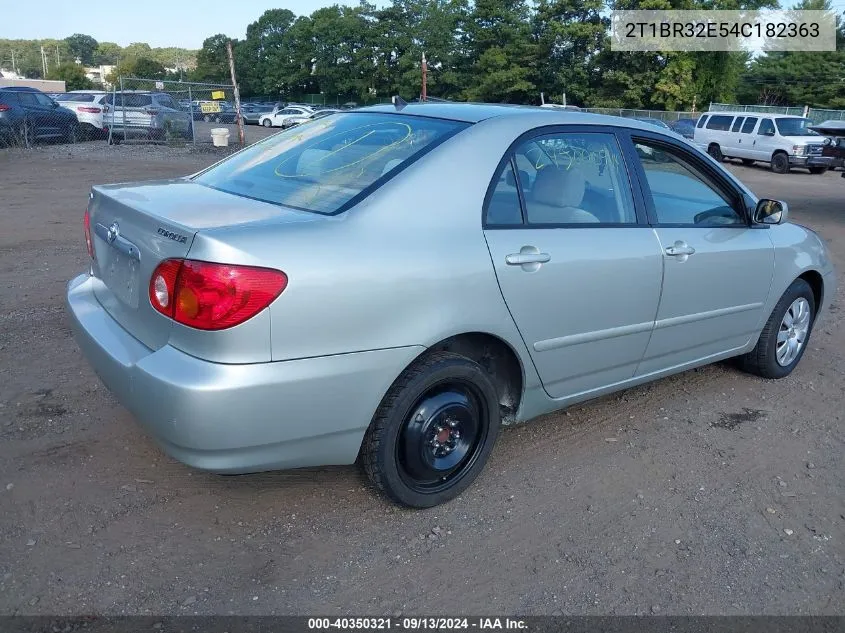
[66,273,423,474]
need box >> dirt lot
[0,145,843,617]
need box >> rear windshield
[103,94,153,107]
[193,112,468,214]
[55,93,97,102]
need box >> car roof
[355,102,681,134]
[67,90,108,94]
[0,86,42,92]
[703,111,806,119]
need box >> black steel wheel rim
[396,379,489,494]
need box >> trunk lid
[88,179,309,350]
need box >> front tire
[708,144,723,162]
[361,352,501,508]
[262,119,272,127]
[771,152,790,174]
[739,279,815,379]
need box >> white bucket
[210,128,230,147]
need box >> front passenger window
[633,141,744,227]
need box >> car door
[738,116,759,159]
[32,92,65,137]
[753,118,778,161]
[729,116,749,158]
[624,132,775,375]
[483,127,664,399]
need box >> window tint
[508,132,635,225]
[486,161,524,225]
[16,92,38,106]
[633,141,744,227]
[731,117,745,132]
[741,117,758,133]
[194,112,467,214]
[705,115,733,131]
[758,119,775,135]
[155,95,177,109]
[696,115,708,129]
[55,93,96,102]
[34,93,55,106]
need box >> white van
[693,112,832,174]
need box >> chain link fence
[0,76,247,150]
[106,77,242,147]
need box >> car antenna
[392,95,407,110]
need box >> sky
[1,0,364,49]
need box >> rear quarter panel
[187,116,548,397]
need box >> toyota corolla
[67,103,837,508]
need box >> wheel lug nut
[448,420,457,428]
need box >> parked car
[242,103,274,125]
[67,105,836,508]
[669,118,697,139]
[54,90,109,138]
[191,101,237,123]
[809,120,845,171]
[0,86,79,146]
[694,112,831,174]
[285,108,341,128]
[103,91,191,143]
[258,105,314,127]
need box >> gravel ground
[0,145,843,616]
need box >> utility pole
[40,46,48,77]
[11,50,16,75]
[421,52,427,102]
[226,40,245,146]
[56,44,60,67]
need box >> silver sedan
[66,104,837,508]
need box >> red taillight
[149,259,287,331]
[78,106,102,113]
[83,209,93,259]
[0,104,11,112]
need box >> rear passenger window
[741,117,758,133]
[731,117,745,132]
[486,162,524,225]
[696,116,708,128]
[705,115,733,131]
[492,132,636,225]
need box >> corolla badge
[107,222,120,243]
[157,227,188,244]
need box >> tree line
[3,0,843,109]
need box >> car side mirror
[763,130,775,136]
[823,137,832,146]
[754,199,788,225]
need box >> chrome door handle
[506,252,551,265]
[665,242,696,257]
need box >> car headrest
[296,148,331,175]
[381,158,403,176]
[532,166,586,208]
[506,168,530,190]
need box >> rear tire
[739,279,815,379]
[65,123,78,144]
[771,152,790,174]
[707,144,723,162]
[361,352,501,508]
